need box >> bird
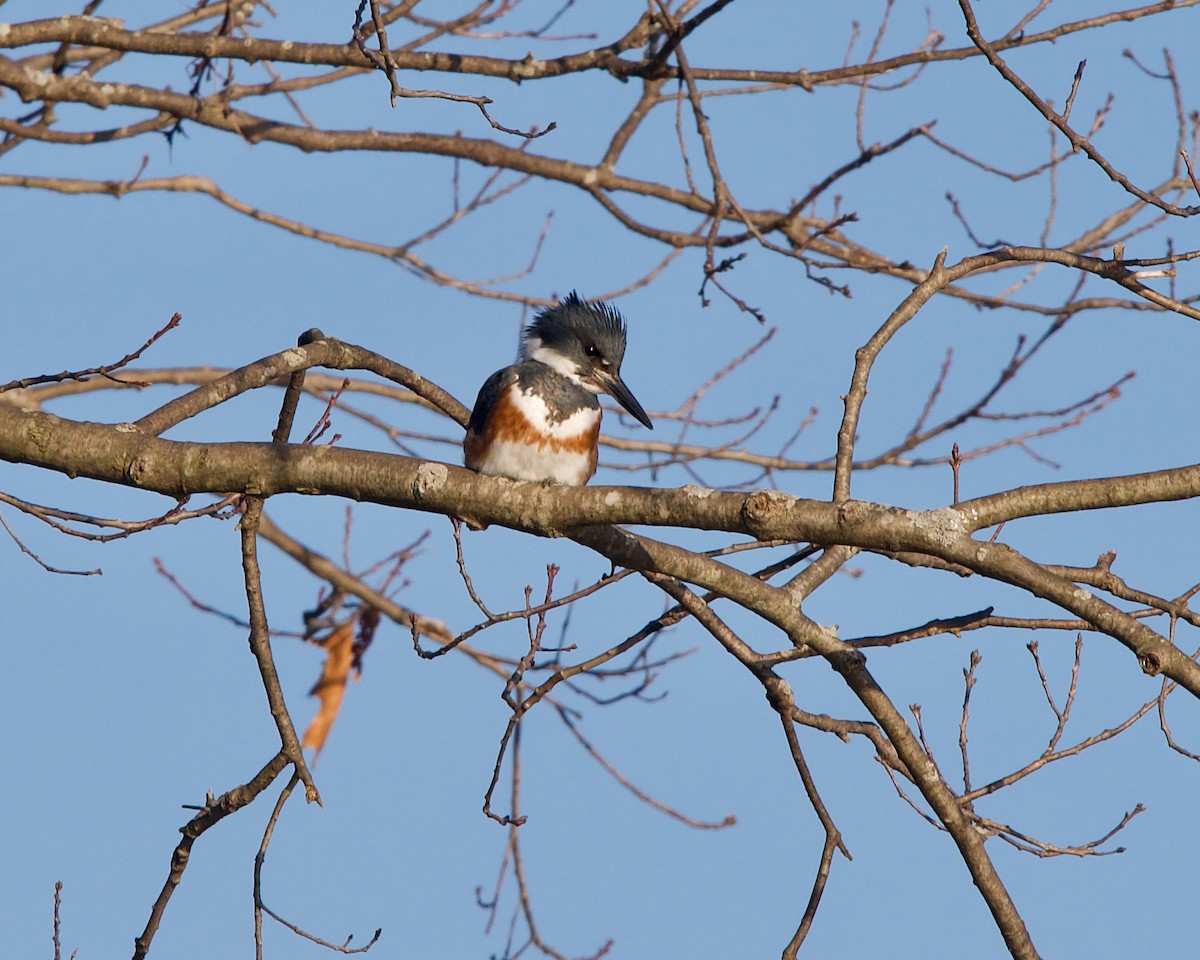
[464,292,653,485]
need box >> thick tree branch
[6,401,1197,703]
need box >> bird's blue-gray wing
[467,365,520,436]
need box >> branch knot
[742,488,789,539]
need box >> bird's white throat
[521,335,601,394]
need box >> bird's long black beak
[600,371,653,430]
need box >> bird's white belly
[472,437,594,485]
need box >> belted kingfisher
[464,292,653,485]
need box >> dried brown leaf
[301,622,355,757]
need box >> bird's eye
[584,345,601,358]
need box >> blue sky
[4,3,1200,958]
